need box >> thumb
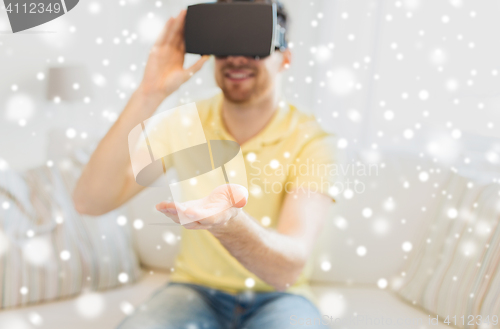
[227,184,248,208]
[184,55,210,81]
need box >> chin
[222,89,254,104]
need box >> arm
[156,186,332,290]
[73,10,209,216]
[212,189,332,290]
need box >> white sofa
[0,149,463,329]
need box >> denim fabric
[116,282,325,329]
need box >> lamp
[46,65,92,102]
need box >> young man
[73,1,337,328]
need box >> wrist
[135,83,168,107]
[209,208,244,238]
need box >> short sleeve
[285,134,339,202]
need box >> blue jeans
[116,282,324,329]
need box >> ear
[278,48,292,72]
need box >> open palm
[156,184,248,230]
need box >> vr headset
[184,1,287,58]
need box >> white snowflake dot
[402,241,413,252]
[377,278,388,289]
[321,261,331,272]
[66,128,77,139]
[133,219,144,230]
[117,216,127,226]
[447,208,458,219]
[118,272,129,283]
[261,216,271,227]
[419,172,429,182]
[245,278,255,288]
[356,246,367,257]
[362,208,373,218]
[418,90,429,100]
[60,250,71,261]
[246,152,257,162]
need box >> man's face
[214,52,286,104]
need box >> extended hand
[156,184,248,230]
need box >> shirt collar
[209,93,298,153]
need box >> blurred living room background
[1,0,500,328]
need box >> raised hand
[140,10,210,100]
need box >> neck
[221,91,280,145]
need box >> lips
[224,70,255,81]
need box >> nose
[225,56,252,66]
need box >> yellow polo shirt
[162,93,338,301]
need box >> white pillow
[310,150,453,284]
[397,173,500,327]
[0,143,142,309]
[126,171,182,272]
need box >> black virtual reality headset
[184,1,287,58]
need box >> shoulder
[286,103,337,146]
[281,104,338,165]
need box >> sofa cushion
[396,172,500,329]
[310,150,453,284]
[126,183,182,272]
[0,271,169,329]
[0,152,142,309]
[0,276,449,329]
[311,284,451,329]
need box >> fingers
[156,201,177,213]
[212,184,248,208]
[154,10,186,47]
[227,184,249,208]
[156,201,180,223]
[171,9,187,47]
[181,204,223,226]
[167,10,187,45]
[182,222,203,230]
[157,183,247,229]
[154,17,175,47]
[183,207,201,220]
[182,206,215,225]
[157,201,199,226]
[184,55,210,81]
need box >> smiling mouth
[224,71,255,81]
